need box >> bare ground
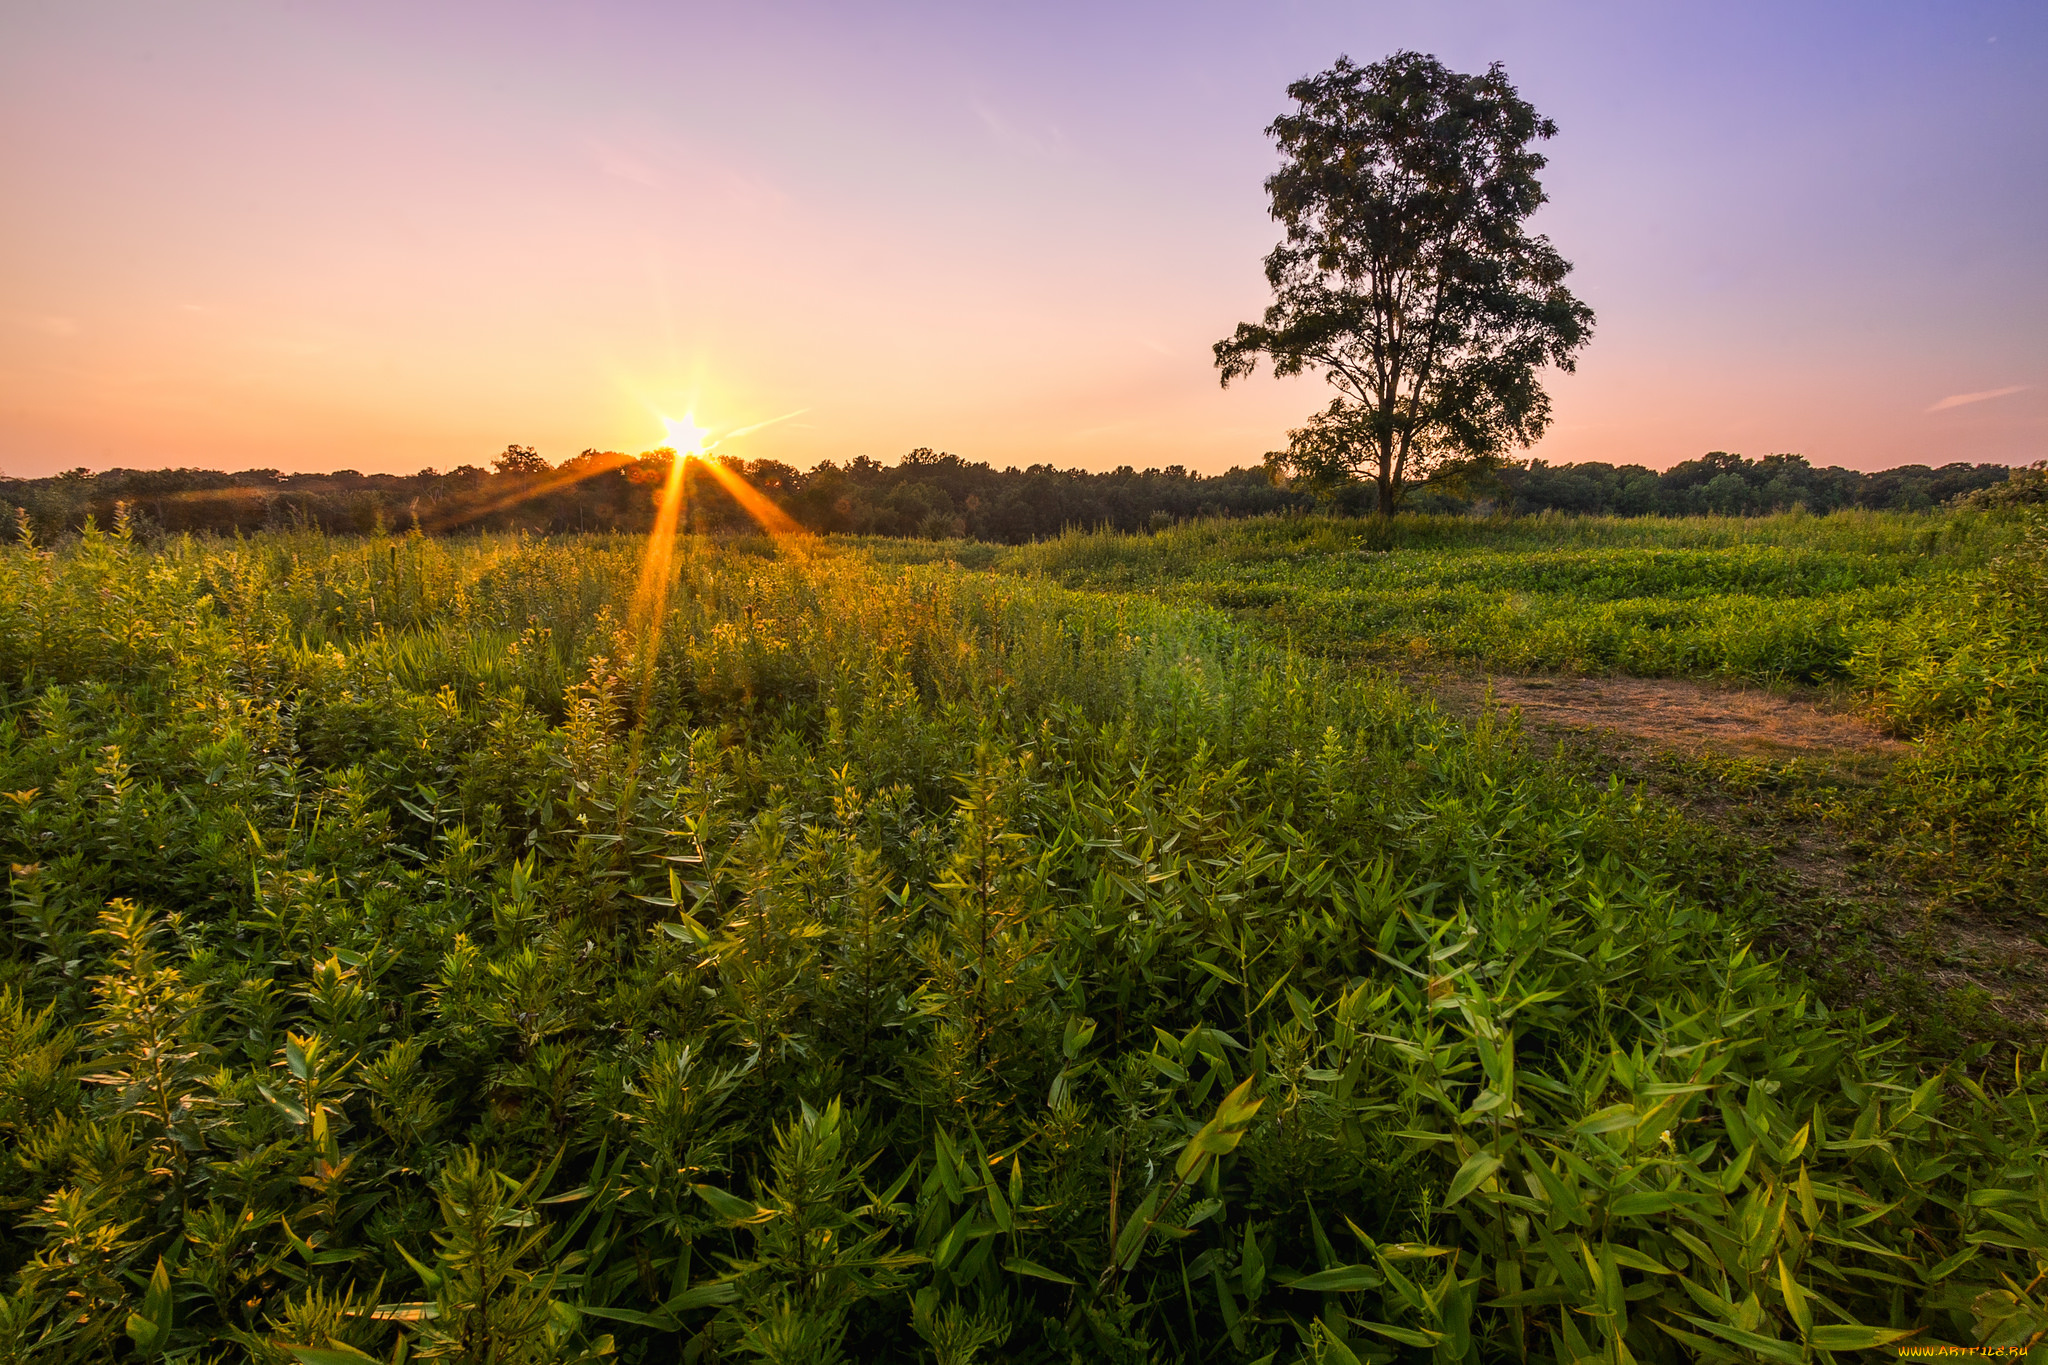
[1433,673,1903,770]
[1416,669,2048,1053]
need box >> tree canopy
[1217,51,1595,514]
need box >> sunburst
[661,412,711,455]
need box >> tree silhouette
[1218,52,1595,514]
[492,444,550,477]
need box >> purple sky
[3,0,2043,476]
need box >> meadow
[989,509,2048,917]
[0,509,2044,1363]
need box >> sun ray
[695,457,807,538]
[624,444,691,729]
[615,409,811,724]
[420,450,636,531]
[631,438,691,636]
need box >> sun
[662,412,710,455]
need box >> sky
[2,0,2044,478]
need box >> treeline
[0,445,2023,542]
[0,449,1303,542]
[1480,450,2017,517]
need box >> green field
[981,510,2048,916]
[1,511,2044,1362]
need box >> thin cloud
[720,409,810,441]
[1926,384,2031,413]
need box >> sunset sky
[3,0,2043,478]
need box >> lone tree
[1216,52,1594,515]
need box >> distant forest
[2,447,2024,542]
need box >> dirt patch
[1438,674,1904,769]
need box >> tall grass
[0,518,2042,1362]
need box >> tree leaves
[1218,52,1594,513]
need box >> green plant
[0,524,2040,1362]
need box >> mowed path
[1445,674,1903,765]
[1423,668,2048,1043]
